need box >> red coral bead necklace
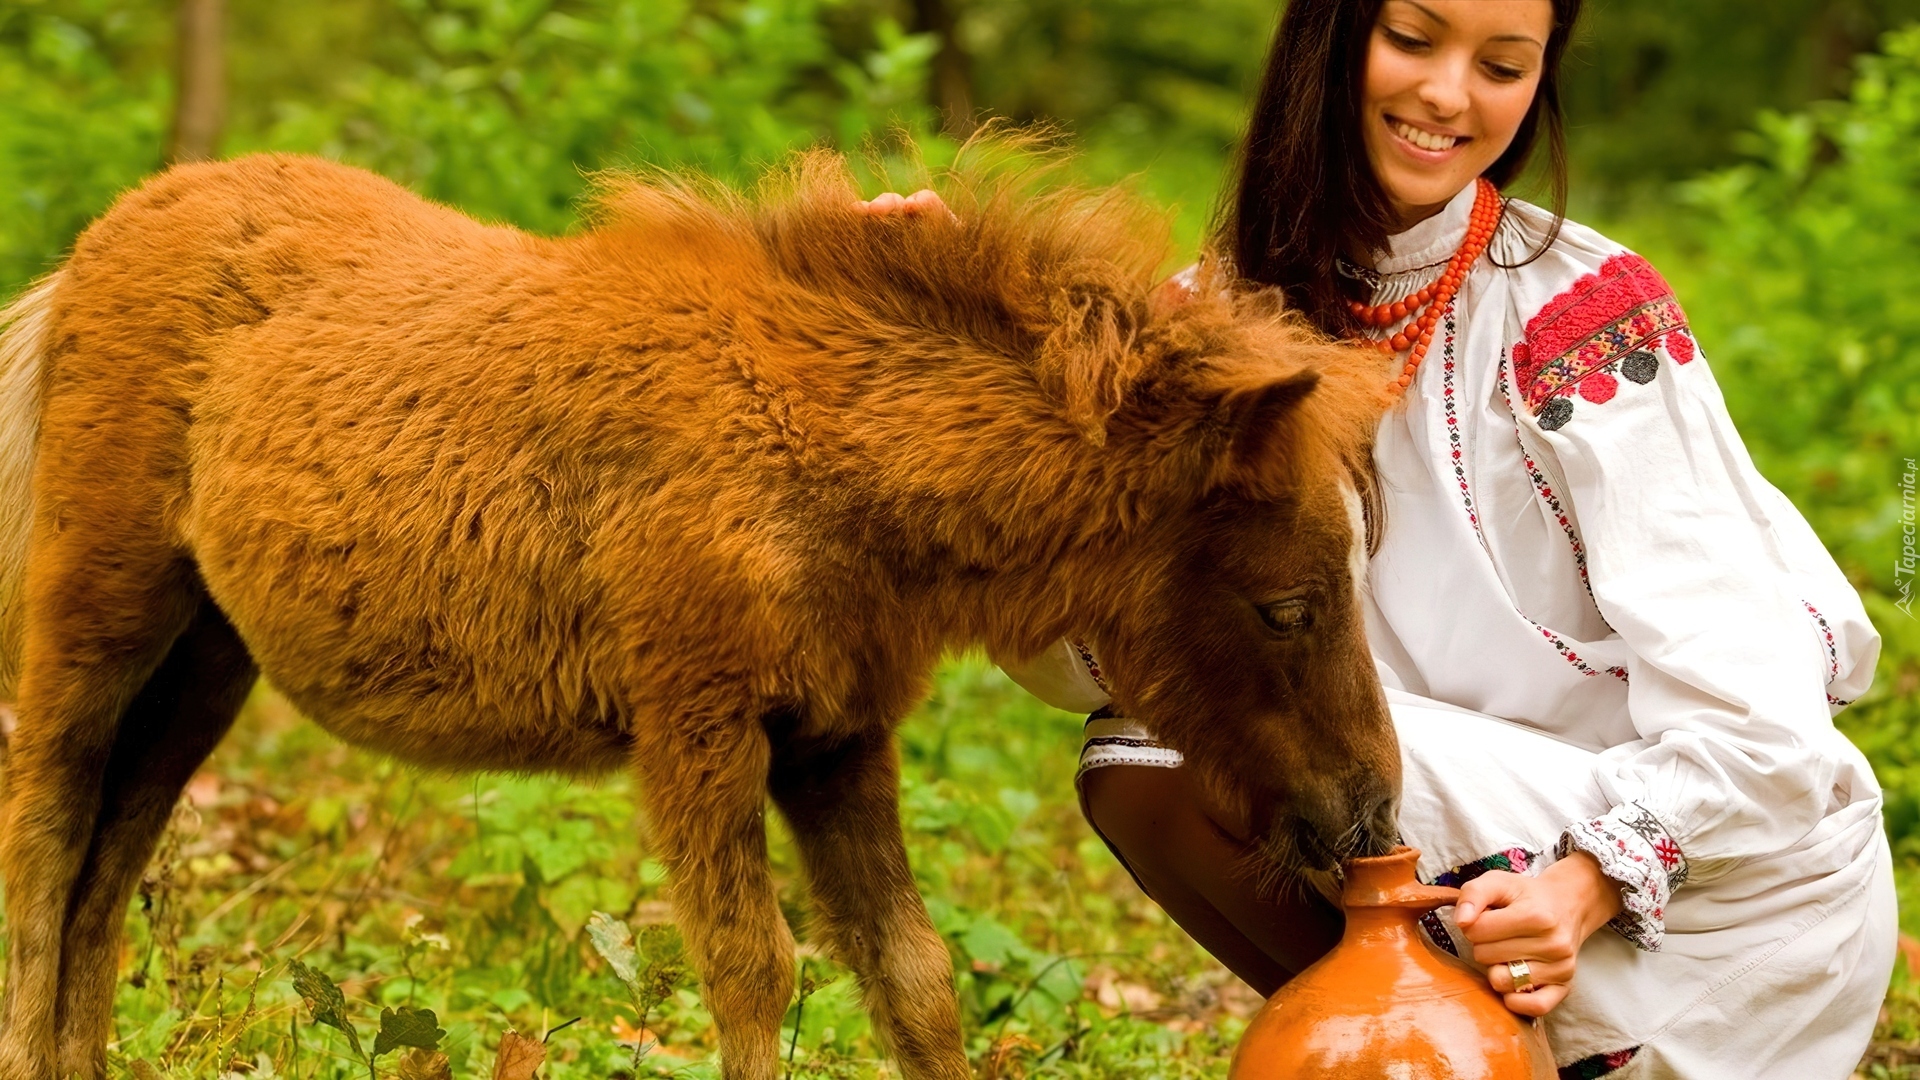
[1351,177,1505,400]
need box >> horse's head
[1047,274,1400,884]
[716,144,1400,878]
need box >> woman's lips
[1385,115,1470,159]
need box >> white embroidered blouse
[1005,181,1883,952]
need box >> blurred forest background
[2,0,1919,1077]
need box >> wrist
[1546,850,1625,940]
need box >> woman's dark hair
[1218,0,1582,338]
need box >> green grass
[56,660,1255,1078]
[4,657,1912,1077]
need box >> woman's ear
[1218,367,1321,476]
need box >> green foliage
[373,1006,449,1059]
[0,0,939,296]
[587,911,689,1071]
[0,3,167,287]
[66,664,1253,1078]
[292,958,449,1079]
[291,958,369,1062]
[1559,0,1920,208]
[246,0,938,233]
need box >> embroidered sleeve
[1558,804,1688,951]
[1510,249,1874,886]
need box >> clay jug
[1228,846,1556,1079]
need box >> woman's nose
[1417,60,1473,119]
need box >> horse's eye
[1258,599,1312,635]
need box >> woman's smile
[1384,114,1471,158]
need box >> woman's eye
[1383,27,1429,53]
[1484,63,1528,82]
[1258,599,1313,635]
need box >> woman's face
[1362,0,1553,229]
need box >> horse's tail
[0,274,59,701]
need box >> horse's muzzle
[1274,779,1400,873]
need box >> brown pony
[0,147,1398,1080]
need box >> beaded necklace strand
[1352,177,1504,400]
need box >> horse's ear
[1218,368,1320,474]
[1040,282,1146,445]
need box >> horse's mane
[587,137,1389,542]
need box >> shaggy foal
[0,151,1399,1080]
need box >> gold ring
[1506,959,1535,993]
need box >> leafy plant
[290,958,451,1080]
[586,910,689,1072]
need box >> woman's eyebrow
[1401,1,1449,27]
[1399,1,1546,48]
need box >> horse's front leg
[634,712,794,1080]
[769,729,969,1080]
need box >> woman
[864,1,1895,1074]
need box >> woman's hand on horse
[852,190,953,218]
[1452,851,1625,1017]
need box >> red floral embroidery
[1577,371,1617,403]
[1559,1046,1641,1080]
[1802,600,1855,707]
[1070,639,1109,694]
[1530,619,1629,682]
[1512,252,1692,417]
[1801,599,1840,680]
[1439,311,1485,546]
[1560,802,1686,951]
[1508,375,1608,622]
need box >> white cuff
[1557,802,1689,952]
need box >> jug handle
[1345,881,1462,913]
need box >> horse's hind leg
[55,601,255,1080]
[0,558,202,1080]
[769,731,968,1080]
[635,713,795,1080]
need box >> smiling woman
[1220,0,1578,340]
[1000,0,1898,1077]
[1361,2,1552,225]
[854,1,1893,1074]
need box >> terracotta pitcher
[1227,846,1556,1079]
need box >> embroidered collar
[1370,181,1480,277]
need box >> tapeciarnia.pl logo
[1899,458,1917,619]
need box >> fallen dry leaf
[978,1032,1041,1080]
[398,1047,453,1080]
[491,1030,547,1080]
[1083,965,1162,1014]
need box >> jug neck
[1341,846,1460,915]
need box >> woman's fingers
[1469,930,1578,965]
[1453,870,1527,927]
[1486,955,1575,994]
[851,189,956,220]
[854,191,908,215]
[1502,981,1569,1018]
[904,189,947,214]
[1461,901,1559,943]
